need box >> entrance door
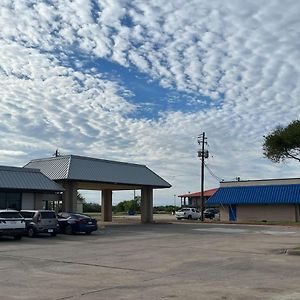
[229,204,237,221]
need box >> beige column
[101,189,112,222]
[141,187,153,223]
[295,205,300,222]
[62,182,78,212]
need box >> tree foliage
[83,202,101,213]
[263,120,300,163]
[113,196,141,213]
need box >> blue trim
[229,205,237,221]
[206,184,300,205]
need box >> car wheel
[187,215,192,220]
[28,227,36,238]
[65,225,73,235]
[50,232,57,237]
[14,235,22,240]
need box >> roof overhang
[25,155,172,190]
[57,179,162,191]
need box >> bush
[83,202,101,213]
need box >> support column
[101,189,112,222]
[61,182,78,212]
[141,187,153,223]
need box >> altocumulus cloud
[0,0,299,204]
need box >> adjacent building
[178,188,218,207]
[206,178,300,222]
[0,166,64,211]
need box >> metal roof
[24,155,171,188]
[178,188,218,198]
[0,166,64,192]
[206,184,300,205]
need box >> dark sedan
[57,212,98,235]
[204,208,219,219]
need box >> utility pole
[197,132,208,221]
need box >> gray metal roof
[24,155,171,188]
[0,166,64,192]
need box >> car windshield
[0,212,22,219]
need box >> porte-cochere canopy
[24,155,171,223]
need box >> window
[40,212,56,219]
[0,211,22,219]
[0,192,21,210]
[0,193,5,209]
[20,211,35,218]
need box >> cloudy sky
[0,0,299,205]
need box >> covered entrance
[25,155,171,223]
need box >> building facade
[0,166,64,211]
[178,188,218,207]
[206,178,300,222]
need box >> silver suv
[0,209,26,240]
[20,210,59,237]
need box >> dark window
[0,212,22,219]
[0,193,5,209]
[74,214,90,219]
[40,212,56,219]
[0,192,21,210]
[20,211,35,218]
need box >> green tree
[113,196,141,213]
[263,120,300,163]
[83,202,101,213]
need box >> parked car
[0,209,26,240]
[57,212,98,234]
[204,208,219,219]
[175,208,201,220]
[20,210,59,237]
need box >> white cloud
[0,0,300,205]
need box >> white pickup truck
[175,208,201,220]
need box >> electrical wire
[204,162,224,182]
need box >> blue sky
[0,0,299,205]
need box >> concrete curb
[287,249,300,256]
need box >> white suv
[175,208,201,220]
[0,209,26,240]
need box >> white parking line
[193,228,298,236]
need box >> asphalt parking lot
[1,220,300,300]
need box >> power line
[204,162,224,182]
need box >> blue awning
[206,184,300,205]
